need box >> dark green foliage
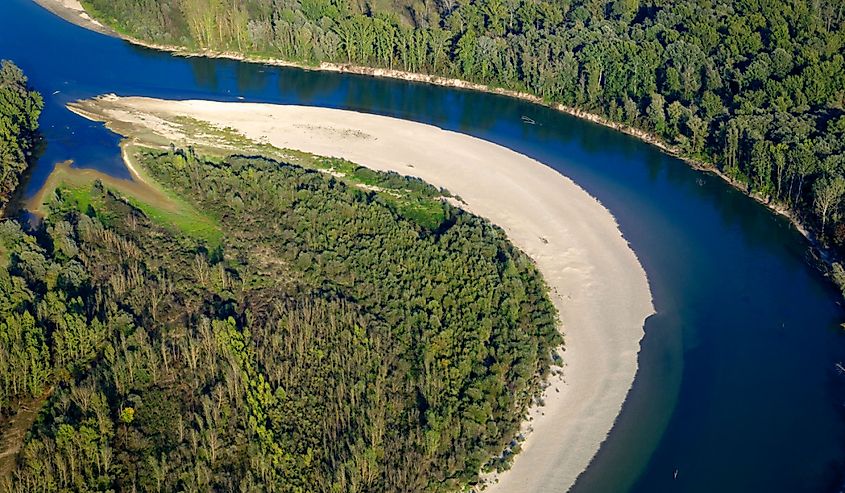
[0,60,42,211]
[0,149,559,492]
[82,0,845,245]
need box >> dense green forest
[81,0,845,250]
[0,60,42,211]
[0,142,559,491]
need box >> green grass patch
[78,1,132,35]
[51,185,113,224]
[32,158,222,247]
[124,193,221,245]
[49,181,221,246]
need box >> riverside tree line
[0,61,42,211]
[83,0,845,252]
[0,88,560,491]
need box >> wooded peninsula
[0,61,564,491]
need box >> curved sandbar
[70,96,654,492]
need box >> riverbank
[67,95,655,492]
[31,0,829,272]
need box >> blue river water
[3,0,845,491]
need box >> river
[3,0,845,491]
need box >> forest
[0,60,42,211]
[80,0,845,258]
[0,125,560,490]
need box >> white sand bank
[69,96,654,492]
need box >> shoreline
[109,13,842,288]
[67,95,655,492]
[32,0,820,255]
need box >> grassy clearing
[30,158,221,246]
[121,143,222,243]
[122,193,221,246]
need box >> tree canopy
[0,147,560,491]
[0,60,42,211]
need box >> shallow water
[4,0,845,491]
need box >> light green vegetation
[28,154,222,246]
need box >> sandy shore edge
[68,95,655,492]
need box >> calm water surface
[3,0,845,491]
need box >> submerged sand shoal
[69,95,654,492]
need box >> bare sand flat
[69,96,654,492]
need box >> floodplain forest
[0,61,560,491]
